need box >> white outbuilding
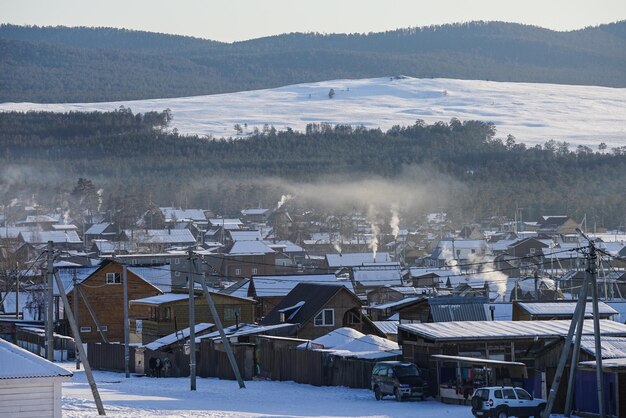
[0,338,73,418]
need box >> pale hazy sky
[3,0,625,43]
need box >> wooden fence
[257,336,391,388]
[87,342,136,373]
[197,340,255,380]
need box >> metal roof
[372,321,399,335]
[579,336,626,359]
[517,301,618,317]
[431,354,526,367]
[325,252,391,268]
[430,302,490,322]
[0,338,73,380]
[399,320,626,342]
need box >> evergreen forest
[1,110,624,229]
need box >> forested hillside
[1,21,625,102]
[1,110,624,228]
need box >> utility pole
[53,271,105,415]
[188,249,196,391]
[191,249,245,389]
[73,271,80,370]
[46,241,54,361]
[123,264,129,378]
[15,270,19,319]
[542,273,590,417]
[588,237,605,418]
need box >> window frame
[80,326,92,333]
[314,308,335,326]
[105,272,121,284]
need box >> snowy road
[62,365,471,418]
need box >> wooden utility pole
[188,250,196,391]
[73,271,81,370]
[588,240,605,418]
[46,241,54,361]
[123,264,130,378]
[190,250,245,389]
[53,271,105,415]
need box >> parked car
[471,386,546,418]
[371,361,429,401]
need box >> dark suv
[371,361,429,401]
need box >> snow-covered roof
[251,274,354,297]
[326,252,391,268]
[56,266,99,295]
[266,240,304,253]
[298,327,365,349]
[0,338,73,380]
[372,321,399,336]
[209,218,243,227]
[0,226,30,239]
[608,301,626,323]
[51,224,78,231]
[332,334,399,353]
[229,230,263,241]
[399,319,626,342]
[124,229,196,245]
[19,230,82,244]
[517,301,617,317]
[579,336,626,359]
[352,265,402,287]
[85,223,112,235]
[371,296,423,311]
[144,323,214,351]
[241,208,270,216]
[131,293,189,305]
[128,265,172,292]
[160,207,207,222]
[228,240,275,255]
[196,322,296,343]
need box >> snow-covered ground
[61,364,467,418]
[61,364,574,417]
[2,77,625,148]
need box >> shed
[0,338,73,418]
[512,301,618,321]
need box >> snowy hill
[2,76,625,147]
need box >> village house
[0,338,73,418]
[222,273,350,321]
[511,301,618,321]
[219,240,276,279]
[65,260,165,343]
[260,283,382,340]
[129,290,256,344]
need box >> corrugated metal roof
[399,320,626,342]
[373,321,399,335]
[251,274,352,297]
[430,303,490,322]
[128,265,172,292]
[131,293,189,305]
[579,336,626,359]
[517,301,618,317]
[0,338,73,380]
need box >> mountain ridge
[1,21,625,103]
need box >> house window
[314,309,334,326]
[80,326,92,333]
[224,306,241,321]
[132,259,137,265]
[97,325,108,332]
[235,268,241,276]
[252,268,258,275]
[175,271,180,277]
[175,258,180,264]
[106,272,121,284]
[164,307,171,320]
[346,311,361,324]
[151,259,157,264]
[530,248,536,254]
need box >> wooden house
[65,260,164,343]
[0,338,73,418]
[260,283,381,340]
[220,240,276,279]
[222,274,350,322]
[129,291,256,344]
